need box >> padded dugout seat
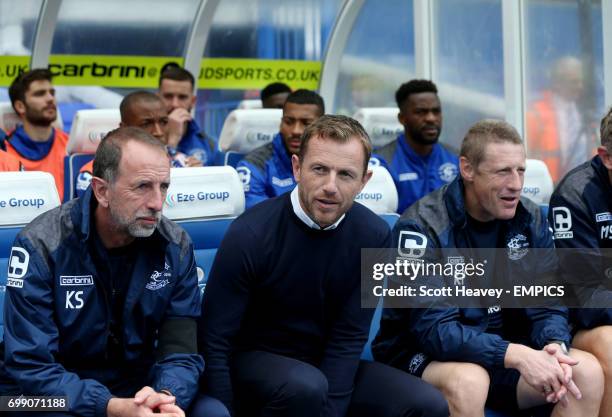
[0,172,61,339]
[62,108,120,201]
[218,108,282,167]
[522,159,554,218]
[352,107,403,149]
[163,166,245,294]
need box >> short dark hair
[460,119,523,168]
[159,64,195,88]
[395,79,438,109]
[284,89,325,116]
[93,127,167,184]
[120,90,164,121]
[601,107,612,152]
[8,68,53,113]
[299,114,372,176]
[261,82,291,101]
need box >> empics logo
[7,247,29,288]
[552,207,573,239]
[398,231,428,258]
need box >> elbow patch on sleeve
[155,317,198,359]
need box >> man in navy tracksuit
[0,127,209,417]
[370,80,458,214]
[549,107,612,415]
[236,89,324,209]
[373,120,603,417]
[158,64,222,166]
[201,115,448,417]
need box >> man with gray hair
[0,127,210,417]
[201,115,448,417]
[374,119,604,417]
[549,107,612,416]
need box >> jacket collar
[76,187,168,245]
[272,133,294,174]
[591,155,612,198]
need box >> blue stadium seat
[0,171,61,340]
[163,166,246,295]
[63,153,95,201]
[224,151,245,168]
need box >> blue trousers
[206,350,448,417]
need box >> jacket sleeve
[200,220,258,416]
[527,206,571,348]
[236,160,269,209]
[392,220,510,370]
[151,239,204,410]
[3,236,113,417]
[549,185,612,328]
[318,228,390,417]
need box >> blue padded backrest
[380,213,399,230]
[63,153,94,201]
[224,151,245,168]
[177,219,235,294]
[0,227,21,259]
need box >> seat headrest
[67,109,120,154]
[163,166,245,221]
[237,99,263,109]
[354,165,398,214]
[218,109,281,154]
[352,107,403,148]
[522,159,554,206]
[0,171,61,227]
[0,101,63,132]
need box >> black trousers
[230,350,449,417]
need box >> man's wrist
[159,389,173,397]
[547,340,569,355]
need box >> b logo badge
[398,231,428,258]
[8,247,29,279]
[552,207,573,239]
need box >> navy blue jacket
[549,156,612,328]
[371,134,459,214]
[236,133,295,209]
[201,193,391,417]
[2,188,203,416]
[373,178,570,371]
